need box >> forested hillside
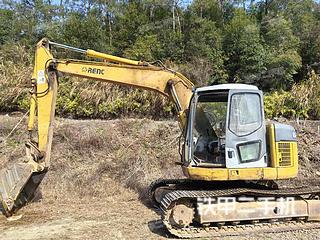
[0,0,320,119]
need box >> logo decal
[82,67,104,75]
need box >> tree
[252,0,320,68]
[62,10,107,52]
[261,16,301,89]
[223,9,266,84]
[283,0,318,66]
[190,0,224,26]
[184,16,227,85]
[112,1,149,55]
[123,34,162,61]
[0,9,15,44]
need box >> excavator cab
[185,84,267,169]
[182,84,299,181]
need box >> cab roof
[195,84,258,93]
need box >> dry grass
[0,117,183,203]
[0,45,32,112]
[291,71,320,119]
[0,116,180,233]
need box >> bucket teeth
[0,163,45,217]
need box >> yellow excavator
[1,38,320,238]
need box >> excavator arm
[0,38,193,216]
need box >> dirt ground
[0,114,319,240]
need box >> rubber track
[148,178,277,206]
[160,187,320,238]
[148,179,185,206]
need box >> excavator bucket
[0,163,46,217]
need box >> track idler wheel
[169,202,194,228]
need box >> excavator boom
[0,38,193,216]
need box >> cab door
[225,90,267,168]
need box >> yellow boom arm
[0,38,193,216]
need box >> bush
[55,78,175,119]
[264,90,298,119]
[264,71,320,119]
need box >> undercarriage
[149,179,320,238]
